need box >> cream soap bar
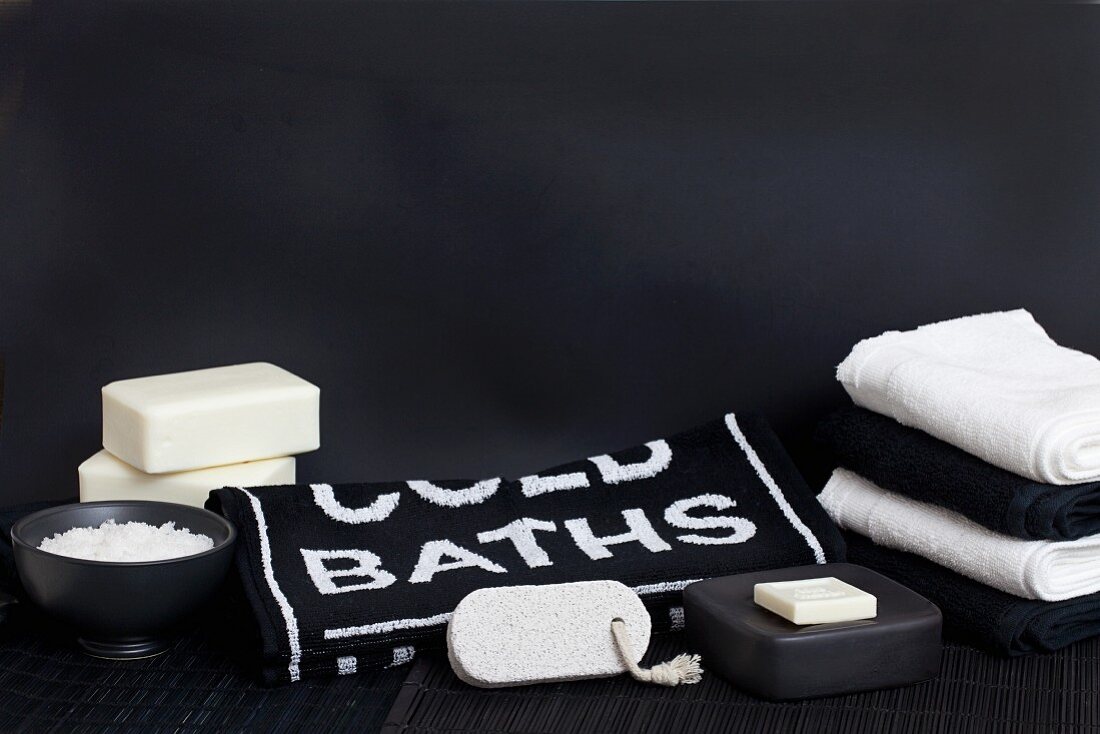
[753,577,877,625]
[102,362,320,473]
[79,450,296,508]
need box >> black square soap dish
[683,563,942,700]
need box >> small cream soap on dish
[102,362,319,474]
[79,450,296,508]
[753,576,877,625]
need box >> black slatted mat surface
[0,620,406,733]
[382,633,1100,734]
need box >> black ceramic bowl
[11,500,237,659]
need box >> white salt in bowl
[11,500,236,659]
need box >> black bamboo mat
[381,633,1100,734]
[0,617,407,733]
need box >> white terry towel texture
[818,469,1100,601]
[837,309,1100,485]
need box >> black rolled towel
[845,532,1100,656]
[209,413,844,684]
[818,406,1100,541]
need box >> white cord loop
[610,618,702,686]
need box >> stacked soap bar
[80,363,319,508]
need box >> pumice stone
[448,580,651,688]
[447,580,702,689]
[684,563,942,700]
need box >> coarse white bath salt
[37,519,215,562]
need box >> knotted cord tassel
[610,618,703,686]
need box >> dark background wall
[1,2,1098,506]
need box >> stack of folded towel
[817,309,1100,656]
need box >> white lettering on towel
[301,412,835,649]
[564,508,672,560]
[589,440,672,484]
[312,483,400,524]
[407,478,501,508]
[477,518,558,568]
[409,540,508,584]
[664,494,758,545]
[301,548,397,594]
[519,471,590,498]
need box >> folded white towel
[837,309,1100,485]
[818,469,1100,601]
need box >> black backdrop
[1,2,1098,507]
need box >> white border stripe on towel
[724,413,826,564]
[241,487,303,682]
[632,579,701,595]
[326,612,453,640]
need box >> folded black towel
[817,406,1100,541]
[845,532,1100,656]
[209,412,844,684]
